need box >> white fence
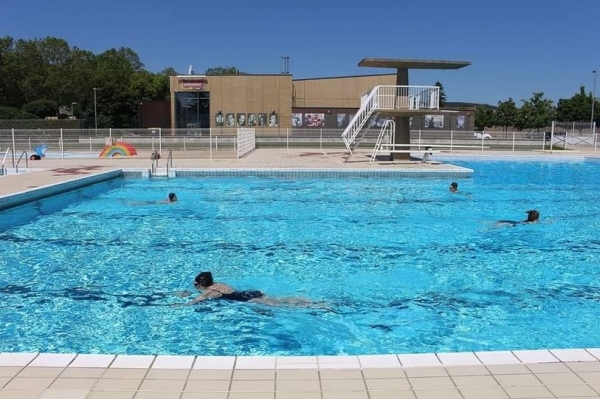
[0,127,597,164]
[236,128,256,158]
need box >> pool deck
[2,148,600,398]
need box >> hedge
[0,119,85,129]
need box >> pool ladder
[150,150,174,178]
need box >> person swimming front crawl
[496,210,540,226]
[185,272,264,305]
[181,271,316,307]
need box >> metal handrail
[1,147,10,176]
[15,151,28,174]
[151,150,159,176]
[370,120,395,163]
[166,150,173,176]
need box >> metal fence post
[28,137,31,153]
[418,129,421,149]
[11,128,15,167]
[89,137,92,153]
[109,128,112,141]
[450,129,453,150]
[594,122,597,152]
[286,129,289,150]
[159,128,162,155]
[60,128,64,159]
[320,129,323,150]
[209,128,213,159]
[512,131,516,151]
[481,132,485,151]
[550,121,554,154]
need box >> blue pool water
[1,160,600,356]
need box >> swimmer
[179,271,317,308]
[128,192,177,205]
[449,182,458,193]
[496,210,540,227]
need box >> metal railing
[370,120,395,163]
[342,85,440,152]
[15,151,28,173]
[166,150,173,176]
[0,128,597,157]
[1,146,10,176]
[342,87,378,150]
[375,85,440,111]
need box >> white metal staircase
[341,85,440,153]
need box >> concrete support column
[392,68,410,160]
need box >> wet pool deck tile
[2,148,600,397]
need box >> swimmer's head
[168,193,177,202]
[194,271,213,287]
[449,182,458,192]
[526,210,539,222]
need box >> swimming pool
[1,160,600,356]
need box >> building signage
[181,79,208,89]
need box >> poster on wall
[236,113,246,127]
[305,113,325,127]
[372,115,390,128]
[292,113,303,127]
[269,113,278,127]
[258,113,267,126]
[337,114,348,128]
[456,115,465,129]
[225,113,235,127]
[248,114,257,127]
[215,113,224,126]
[424,115,444,129]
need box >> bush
[0,106,39,120]
[22,100,59,119]
[0,119,84,129]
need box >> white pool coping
[1,349,600,369]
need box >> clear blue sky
[1,0,598,105]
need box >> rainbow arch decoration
[99,142,138,158]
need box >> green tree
[22,99,58,118]
[518,92,555,132]
[434,81,447,107]
[556,86,594,122]
[205,66,244,75]
[494,98,518,135]
[474,105,495,130]
[0,106,38,119]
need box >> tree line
[0,36,178,127]
[0,36,597,130]
[474,87,598,132]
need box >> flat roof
[358,58,471,70]
[293,73,395,82]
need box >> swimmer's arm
[185,290,221,305]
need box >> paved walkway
[2,148,600,398]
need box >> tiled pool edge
[122,167,474,179]
[0,169,122,212]
[2,349,600,369]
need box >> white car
[474,132,492,139]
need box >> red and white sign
[182,81,206,89]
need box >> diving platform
[342,57,471,160]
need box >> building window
[175,92,210,129]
